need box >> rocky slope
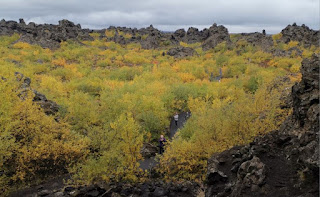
[206,54,319,197]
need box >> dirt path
[139,112,191,170]
[169,111,190,139]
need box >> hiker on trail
[174,112,179,126]
[185,112,189,120]
[159,135,166,154]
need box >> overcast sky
[0,0,319,34]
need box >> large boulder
[206,54,319,197]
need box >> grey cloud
[0,0,318,33]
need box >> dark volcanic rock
[0,19,93,49]
[280,23,320,47]
[11,180,201,197]
[141,35,161,49]
[167,46,197,58]
[202,24,231,50]
[173,28,186,40]
[140,143,158,158]
[292,55,319,129]
[237,32,273,50]
[186,27,205,43]
[206,54,319,197]
[1,19,319,51]
[271,46,303,57]
[15,72,59,115]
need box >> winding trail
[139,112,191,170]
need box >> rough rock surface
[167,46,197,58]
[201,24,231,50]
[236,31,273,49]
[10,180,201,197]
[141,143,158,158]
[0,19,93,49]
[280,23,320,47]
[1,19,319,51]
[206,54,319,197]
[15,72,59,115]
[140,25,164,49]
[271,47,303,57]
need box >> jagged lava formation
[1,19,319,53]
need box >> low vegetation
[0,32,319,194]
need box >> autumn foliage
[0,32,318,193]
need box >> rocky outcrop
[280,23,320,47]
[185,27,206,43]
[141,35,161,49]
[170,24,231,50]
[167,46,197,58]
[0,19,93,49]
[236,31,273,49]
[15,72,59,115]
[201,24,231,50]
[2,19,318,51]
[101,23,231,50]
[206,54,319,197]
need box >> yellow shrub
[179,73,196,82]
[0,82,88,193]
[290,64,301,73]
[124,52,149,65]
[72,113,144,184]
[52,57,67,67]
[272,33,282,42]
[287,41,299,49]
[105,29,116,38]
[12,42,32,49]
[159,78,291,181]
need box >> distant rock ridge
[0,19,319,52]
[0,19,94,49]
[205,54,319,197]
